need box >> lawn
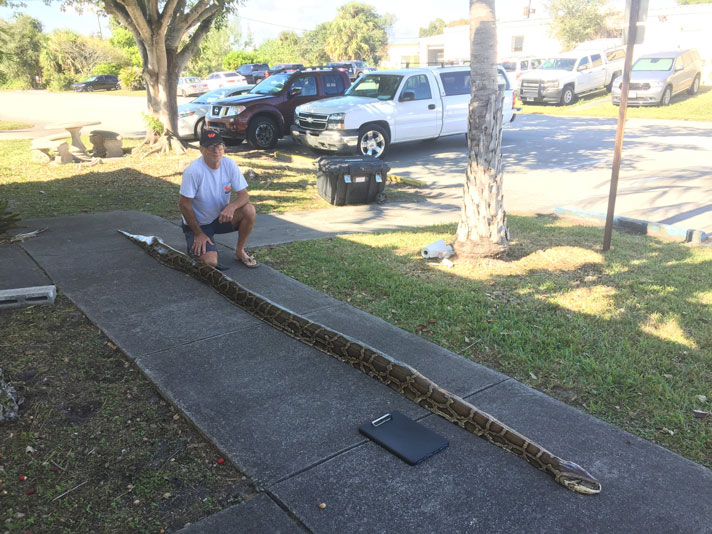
[520,85,712,121]
[0,120,33,131]
[0,139,422,221]
[260,216,712,469]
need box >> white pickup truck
[519,47,625,105]
[291,66,516,158]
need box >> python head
[556,460,602,495]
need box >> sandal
[235,254,259,269]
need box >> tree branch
[175,15,217,73]
[159,0,182,35]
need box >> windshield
[86,76,99,82]
[633,58,674,71]
[250,73,289,95]
[345,74,403,100]
[539,58,576,71]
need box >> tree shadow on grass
[263,214,711,466]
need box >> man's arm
[218,189,250,223]
[179,195,213,255]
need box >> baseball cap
[200,129,224,147]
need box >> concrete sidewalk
[6,210,712,534]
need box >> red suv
[206,67,351,149]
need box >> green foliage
[545,0,611,50]
[142,112,165,135]
[119,65,144,90]
[46,71,76,91]
[299,22,332,66]
[185,22,241,77]
[325,2,393,64]
[93,61,120,75]
[419,18,446,38]
[108,20,142,67]
[0,15,45,89]
[0,198,21,237]
[255,31,302,66]
[222,50,266,71]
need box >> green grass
[260,216,712,468]
[0,120,33,130]
[0,139,421,221]
[520,85,712,121]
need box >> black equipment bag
[316,155,390,206]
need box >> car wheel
[87,85,94,92]
[559,86,575,105]
[194,118,206,140]
[357,124,389,159]
[247,116,278,149]
[688,75,700,95]
[660,86,672,106]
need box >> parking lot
[2,89,711,236]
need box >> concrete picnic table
[46,120,101,154]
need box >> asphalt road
[2,89,710,234]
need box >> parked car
[205,67,351,149]
[327,60,375,81]
[178,85,254,139]
[291,66,517,159]
[203,71,248,90]
[177,76,208,97]
[236,63,270,84]
[269,63,305,75]
[611,49,703,106]
[72,75,120,92]
[519,44,624,105]
[500,56,544,87]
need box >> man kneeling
[179,130,258,269]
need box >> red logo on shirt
[224,184,232,193]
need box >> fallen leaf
[661,427,675,436]
[162,492,172,499]
[216,458,225,465]
[26,446,36,454]
[18,475,27,481]
[662,374,673,379]
[529,372,538,380]
[318,503,326,510]
[26,488,36,495]
[696,395,707,403]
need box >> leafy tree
[454,0,508,259]
[185,22,241,77]
[0,16,44,89]
[255,31,302,65]
[545,0,610,50]
[222,50,267,71]
[67,0,245,153]
[299,22,332,66]
[419,18,445,38]
[325,2,393,64]
[108,20,142,67]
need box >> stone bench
[89,130,123,158]
[30,134,72,164]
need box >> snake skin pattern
[120,231,601,495]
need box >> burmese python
[120,231,601,495]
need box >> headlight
[326,112,345,130]
[651,80,665,87]
[224,105,246,117]
[543,80,559,89]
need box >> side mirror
[288,87,302,97]
[400,91,416,102]
[675,64,684,72]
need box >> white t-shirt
[180,156,248,225]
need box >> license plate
[628,91,637,98]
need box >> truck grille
[297,112,329,131]
[520,80,541,95]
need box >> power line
[236,15,309,33]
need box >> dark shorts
[182,217,235,257]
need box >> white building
[384,2,712,83]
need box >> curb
[554,206,708,244]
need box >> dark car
[236,63,270,84]
[206,67,350,149]
[327,60,375,81]
[72,75,120,92]
[269,63,305,75]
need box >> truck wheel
[660,86,672,106]
[247,116,278,149]
[194,118,205,140]
[688,75,700,95]
[357,124,388,159]
[606,72,620,93]
[560,86,575,105]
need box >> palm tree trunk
[453,0,508,260]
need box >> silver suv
[611,49,702,106]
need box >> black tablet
[359,411,449,465]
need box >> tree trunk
[454,0,508,261]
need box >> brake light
[512,91,516,108]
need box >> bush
[45,72,76,91]
[222,50,267,71]
[93,62,121,76]
[119,66,144,90]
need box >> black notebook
[359,411,449,465]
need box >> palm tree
[453,0,509,260]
